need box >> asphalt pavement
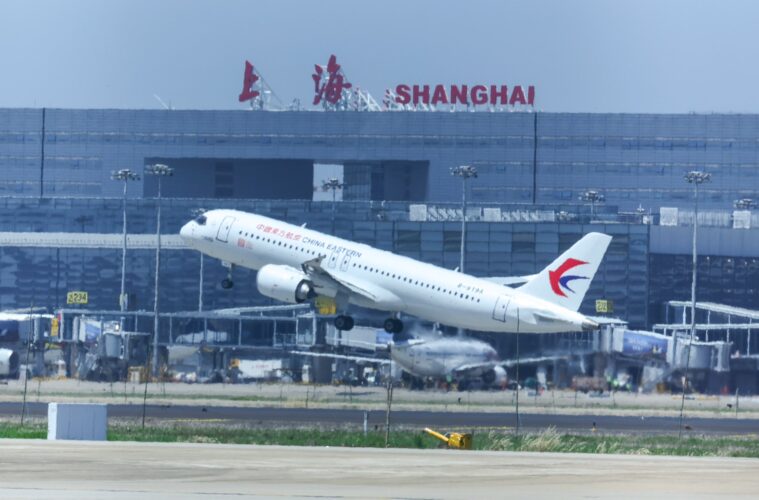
[2,401,758,434]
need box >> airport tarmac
[0,439,757,499]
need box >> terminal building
[1,108,759,336]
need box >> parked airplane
[293,334,509,390]
[180,209,611,334]
[390,336,508,389]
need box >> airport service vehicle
[180,209,611,334]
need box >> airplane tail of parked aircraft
[518,232,612,311]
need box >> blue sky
[1,0,757,113]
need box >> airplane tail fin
[518,232,612,311]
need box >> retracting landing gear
[221,263,234,289]
[332,292,354,331]
[334,315,355,331]
[383,317,403,334]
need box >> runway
[3,401,759,434]
[0,439,757,499]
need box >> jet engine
[256,264,316,304]
[0,348,19,378]
[482,365,508,388]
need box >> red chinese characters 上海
[312,54,352,105]
[238,61,260,103]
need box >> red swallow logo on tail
[549,258,589,297]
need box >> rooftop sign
[393,84,535,107]
[238,55,535,111]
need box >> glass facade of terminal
[3,109,759,210]
[648,255,759,324]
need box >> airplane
[179,209,611,334]
[294,329,570,390]
[293,334,509,390]
[390,335,509,389]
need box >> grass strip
[2,422,758,457]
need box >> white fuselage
[180,209,592,334]
[391,338,498,379]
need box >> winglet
[517,233,612,311]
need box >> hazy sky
[1,0,758,113]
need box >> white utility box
[47,403,107,441]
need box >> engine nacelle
[483,365,508,388]
[256,264,316,304]
[0,348,19,378]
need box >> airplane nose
[179,221,195,241]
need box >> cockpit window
[194,214,207,225]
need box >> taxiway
[0,439,757,499]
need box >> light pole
[451,165,478,273]
[580,190,605,221]
[678,170,711,438]
[111,169,140,323]
[145,163,173,377]
[191,208,206,312]
[635,204,648,224]
[556,210,574,223]
[321,177,345,235]
[734,198,755,210]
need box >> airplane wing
[290,350,392,365]
[501,354,569,367]
[452,362,498,378]
[301,257,405,310]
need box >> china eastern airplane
[179,209,611,334]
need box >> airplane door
[327,249,340,269]
[492,296,510,322]
[339,253,352,272]
[216,216,235,243]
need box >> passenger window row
[236,228,481,303]
[351,261,481,303]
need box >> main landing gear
[332,312,402,333]
[334,315,355,331]
[221,264,234,289]
[383,318,403,334]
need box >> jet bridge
[654,301,759,393]
[50,304,320,381]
